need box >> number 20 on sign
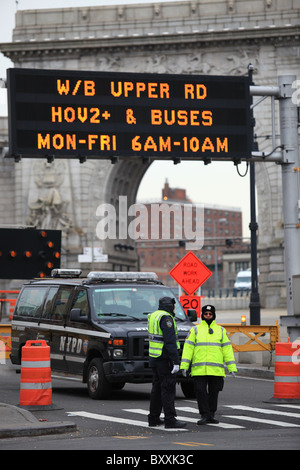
[180,295,203,319]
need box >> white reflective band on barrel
[20,382,52,389]
[275,356,295,362]
[21,360,51,368]
[275,376,300,383]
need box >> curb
[0,421,77,439]
[0,403,77,439]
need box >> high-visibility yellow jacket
[148,310,180,359]
[180,320,237,377]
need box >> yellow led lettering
[38,133,50,149]
[132,135,142,151]
[57,79,70,95]
[160,83,170,99]
[88,134,98,150]
[66,134,76,150]
[184,83,207,100]
[64,107,76,123]
[202,110,213,126]
[78,107,88,123]
[159,136,171,152]
[217,137,228,152]
[202,137,215,152]
[100,135,117,151]
[110,81,170,98]
[124,82,134,97]
[53,134,64,149]
[136,82,146,97]
[177,110,188,126]
[151,110,162,125]
[148,83,158,98]
[72,80,82,95]
[144,136,157,152]
[90,108,100,123]
[51,107,62,122]
[111,81,122,97]
[84,80,95,96]
[164,110,176,126]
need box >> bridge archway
[0,0,299,307]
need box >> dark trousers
[194,376,224,419]
[148,359,177,425]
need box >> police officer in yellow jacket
[148,296,186,429]
[180,304,237,425]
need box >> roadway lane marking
[173,442,214,447]
[224,415,300,427]
[275,404,300,410]
[124,408,245,429]
[66,411,187,431]
[224,405,300,419]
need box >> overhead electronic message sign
[7,68,251,161]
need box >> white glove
[181,369,187,377]
[231,371,236,378]
[171,365,180,374]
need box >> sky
[0,0,251,237]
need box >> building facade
[137,179,248,289]
[0,0,299,307]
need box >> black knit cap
[201,304,216,324]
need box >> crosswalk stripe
[66,411,187,431]
[67,404,300,431]
[124,407,245,429]
[224,405,300,418]
[224,415,300,427]
[275,404,300,410]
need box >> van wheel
[87,358,111,399]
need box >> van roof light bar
[87,271,158,282]
[51,269,82,278]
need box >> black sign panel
[7,68,251,161]
[0,228,61,279]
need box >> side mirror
[187,309,197,322]
[70,308,88,323]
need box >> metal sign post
[250,75,300,340]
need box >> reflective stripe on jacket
[180,320,237,377]
[148,310,179,358]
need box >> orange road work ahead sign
[169,251,212,295]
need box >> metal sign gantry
[250,75,300,341]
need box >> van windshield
[91,286,187,321]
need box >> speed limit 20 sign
[180,295,204,319]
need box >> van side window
[50,287,73,322]
[15,287,48,318]
[72,289,88,316]
[42,287,59,318]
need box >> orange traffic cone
[19,340,52,407]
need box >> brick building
[137,180,249,290]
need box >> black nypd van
[11,269,196,399]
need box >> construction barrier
[274,340,300,399]
[19,340,52,407]
[219,322,280,353]
[0,324,12,362]
[0,290,20,321]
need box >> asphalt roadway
[0,307,296,442]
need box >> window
[49,287,73,322]
[42,287,59,318]
[72,289,88,316]
[15,287,48,318]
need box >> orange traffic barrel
[274,340,300,400]
[19,340,52,406]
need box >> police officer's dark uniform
[147,297,186,429]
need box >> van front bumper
[103,360,153,383]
